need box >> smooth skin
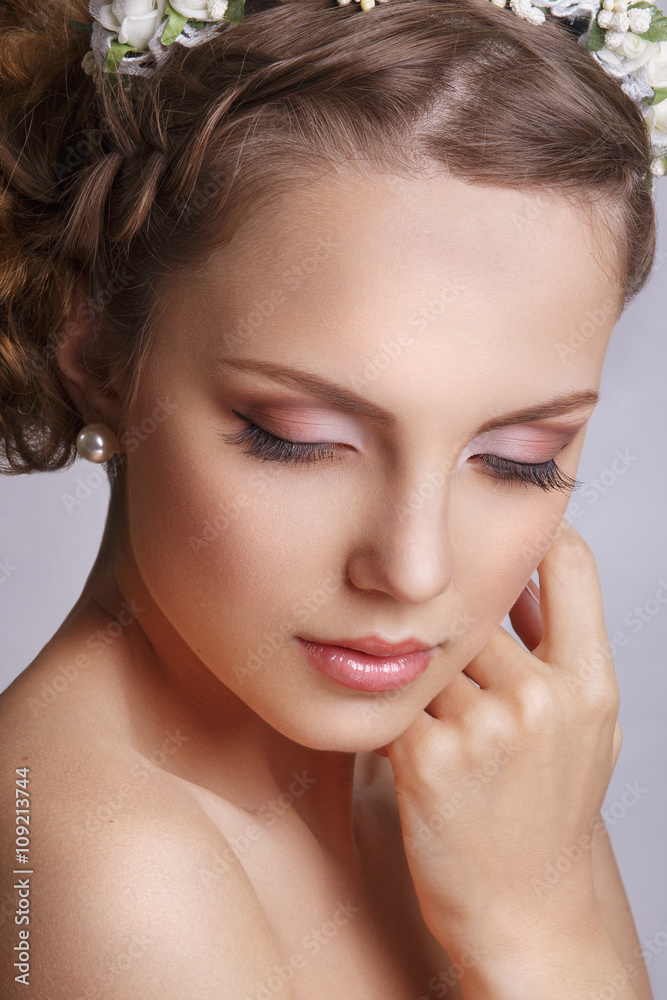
[0,165,654,998]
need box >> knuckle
[571,641,615,686]
[397,721,455,782]
[513,672,553,722]
[583,680,620,719]
[469,699,512,743]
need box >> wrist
[447,917,639,1000]
[432,881,604,964]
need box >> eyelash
[219,411,580,493]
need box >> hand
[375,519,623,963]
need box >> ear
[56,278,126,449]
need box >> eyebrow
[212,357,600,431]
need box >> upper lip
[300,635,436,656]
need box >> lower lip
[296,637,436,692]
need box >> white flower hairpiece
[77,0,245,81]
[487,0,667,175]
[73,0,667,177]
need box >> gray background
[1,184,666,994]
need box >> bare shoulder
[0,778,295,998]
[0,633,297,999]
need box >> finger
[378,672,482,760]
[424,669,481,719]
[461,624,536,691]
[508,580,543,652]
[533,519,612,682]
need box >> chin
[261,691,426,754]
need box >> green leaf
[105,39,146,72]
[160,0,246,45]
[651,87,667,104]
[627,1,655,8]
[223,0,246,24]
[586,19,606,52]
[637,9,667,40]
[161,0,189,45]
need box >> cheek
[123,418,350,658]
[449,486,572,646]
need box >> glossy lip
[306,635,436,656]
[295,636,438,692]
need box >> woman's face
[115,168,623,751]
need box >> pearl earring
[76,422,120,463]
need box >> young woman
[0,0,661,996]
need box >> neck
[69,464,369,866]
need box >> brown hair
[0,0,657,477]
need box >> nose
[345,463,453,605]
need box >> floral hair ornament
[494,0,667,176]
[77,0,246,82]
[73,0,667,177]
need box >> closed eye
[217,411,340,465]
[470,453,580,492]
[218,411,581,492]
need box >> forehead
[169,167,623,390]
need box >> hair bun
[0,2,94,474]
